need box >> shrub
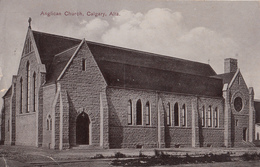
[93,154,104,159]
[114,152,126,158]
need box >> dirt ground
[1,145,260,166]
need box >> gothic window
[166,103,171,126]
[214,107,218,127]
[207,106,212,127]
[47,115,52,131]
[26,62,30,113]
[145,102,150,125]
[181,104,186,126]
[20,78,23,114]
[136,99,142,125]
[32,73,36,112]
[201,106,205,127]
[174,103,179,126]
[127,100,132,125]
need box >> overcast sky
[0,0,260,109]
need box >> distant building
[1,24,256,149]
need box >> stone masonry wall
[42,84,56,148]
[107,87,225,148]
[4,96,10,145]
[197,97,224,147]
[229,72,250,147]
[107,88,158,148]
[15,33,42,146]
[59,42,107,147]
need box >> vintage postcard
[0,0,260,166]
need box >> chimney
[224,58,237,73]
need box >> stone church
[1,24,256,150]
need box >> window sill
[17,112,36,116]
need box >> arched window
[201,106,205,127]
[174,103,179,126]
[145,102,150,125]
[47,115,52,131]
[26,62,30,113]
[136,99,142,125]
[166,103,171,126]
[20,78,23,114]
[214,107,218,127]
[181,104,186,126]
[127,100,132,125]
[32,73,36,112]
[207,106,212,127]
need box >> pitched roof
[32,30,216,76]
[32,30,223,96]
[212,72,236,84]
[32,31,81,72]
[46,45,79,84]
[87,41,217,76]
[97,60,223,97]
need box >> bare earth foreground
[1,145,260,167]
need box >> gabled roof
[86,41,217,77]
[46,45,79,84]
[31,30,223,96]
[32,31,81,72]
[32,30,216,76]
[212,72,236,84]
[97,60,223,97]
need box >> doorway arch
[76,112,90,145]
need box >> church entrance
[76,112,90,145]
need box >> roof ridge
[54,45,79,57]
[32,30,80,42]
[32,30,213,68]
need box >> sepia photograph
[0,0,260,166]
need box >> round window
[234,97,243,112]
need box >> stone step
[71,145,103,150]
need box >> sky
[0,0,260,109]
